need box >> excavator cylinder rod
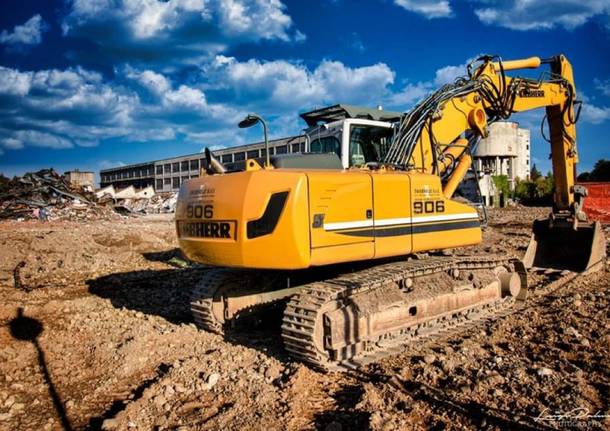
[493,56,541,71]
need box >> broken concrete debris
[0,169,176,221]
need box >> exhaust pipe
[205,147,226,175]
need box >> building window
[247,149,259,159]
[181,161,189,171]
[164,178,171,185]
[292,143,300,153]
[200,158,206,169]
[156,165,163,175]
[221,154,232,163]
[172,177,180,188]
[181,176,189,184]
[191,174,199,179]
[275,145,287,154]
[163,164,170,174]
[156,179,163,190]
[234,152,245,161]
[171,162,178,172]
[190,159,199,170]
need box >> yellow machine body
[177,54,605,274]
[177,168,480,269]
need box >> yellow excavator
[175,55,606,370]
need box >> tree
[590,159,610,181]
[530,164,542,181]
[514,171,554,206]
[576,159,610,182]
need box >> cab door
[372,172,413,258]
[308,171,374,262]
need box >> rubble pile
[108,193,178,215]
[0,169,116,221]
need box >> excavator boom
[383,54,605,272]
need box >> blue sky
[1,0,609,181]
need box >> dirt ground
[0,208,608,431]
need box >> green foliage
[530,164,542,181]
[578,159,610,182]
[514,172,554,205]
[492,175,510,206]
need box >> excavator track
[281,256,525,371]
[190,255,530,370]
[190,268,296,334]
[190,269,232,334]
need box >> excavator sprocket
[281,256,527,371]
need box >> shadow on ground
[87,267,205,325]
[10,308,73,431]
[313,384,371,430]
[86,263,292,363]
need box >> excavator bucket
[523,218,607,273]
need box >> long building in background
[100,117,530,203]
[99,135,305,192]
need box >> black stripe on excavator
[247,191,290,239]
[334,220,480,237]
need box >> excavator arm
[385,54,605,272]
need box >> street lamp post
[238,114,270,168]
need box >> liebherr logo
[519,88,545,98]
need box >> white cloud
[13,131,74,149]
[594,78,610,96]
[208,56,395,112]
[581,103,610,124]
[0,14,46,45]
[62,0,299,66]
[1,138,24,150]
[434,62,467,85]
[394,0,452,18]
[474,0,610,31]
[218,0,292,40]
[0,64,245,153]
[126,69,171,95]
[389,82,432,107]
[294,29,307,43]
[0,67,33,95]
[385,58,475,109]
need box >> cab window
[310,136,341,157]
[349,125,394,166]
